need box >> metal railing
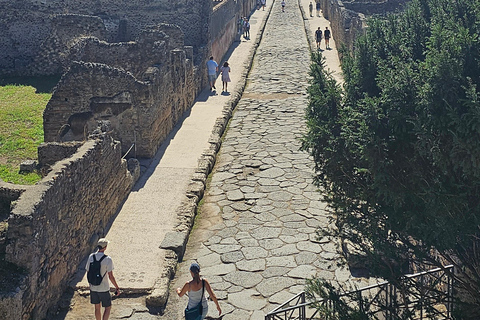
[265,265,454,320]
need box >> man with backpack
[86,238,120,320]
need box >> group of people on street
[239,16,251,39]
[315,26,331,50]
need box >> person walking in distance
[261,0,266,10]
[244,19,250,39]
[324,26,331,49]
[316,0,321,16]
[177,263,222,319]
[86,238,120,320]
[206,56,218,91]
[315,27,322,50]
[281,0,285,12]
[309,2,313,17]
[220,61,231,92]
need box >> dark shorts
[90,291,112,307]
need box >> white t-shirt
[206,59,218,75]
[86,251,114,292]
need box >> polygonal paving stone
[250,310,266,320]
[241,246,268,259]
[202,263,236,276]
[258,238,284,250]
[256,277,297,297]
[236,259,266,272]
[197,253,222,268]
[268,290,296,304]
[238,238,259,247]
[296,241,322,253]
[224,271,263,288]
[267,191,293,202]
[231,202,251,211]
[294,251,318,265]
[262,266,290,278]
[271,244,299,256]
[266,256,296,268]
[228,290,267,312]
[227,190,245,201]
[251,227,282,239]
[221,251,244,263]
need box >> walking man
[324,26,331,49]
[86,238,120,320]
[316,0,321,16]
[309,2,313,17]
[281,0,285,12]
[315,27,322,50]
[206,56,218,91]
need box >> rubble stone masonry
[1,134,138,320]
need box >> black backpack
[87,254,108,286]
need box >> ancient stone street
[164,0,371,319]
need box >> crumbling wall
[43,27,196,159]
[210,0,242,64]
[0,0,211,76]
[3,133,138,319]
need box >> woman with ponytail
[176,263,222,319]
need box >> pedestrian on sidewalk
[220,61,231,92]
[244,19,250,39]
[177,263,222,319]
[86,238,121,320]
[309,2,313,17]
[281,0,285,12]
[316,0,321,16]
[206,56,218,91]
[315,27,322,50]
[261,0,266,10]
[324,26,331,49]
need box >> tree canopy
[302,0,480,317]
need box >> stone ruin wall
[0,134,139,320]
[320,0,409,53]
[0,0,211,76]
[42,24,197,158]
[210,0,257,66]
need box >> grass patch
[0,85,51,184]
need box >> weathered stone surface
[202,263,236,276]
[221,251,245,263]
[228,289,267,310]
[224,271,263,288]
[256,277,297,297]
[236,259,266,272]
[288,265,318,279]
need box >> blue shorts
[208,74,216,82]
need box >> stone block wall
[3,134,137,319]
[43,29,196,158]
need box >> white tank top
[187,280,208,309]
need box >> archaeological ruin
[0,0,408,318]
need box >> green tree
[302,0,480,317]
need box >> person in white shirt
[86,238,121,320]
[206,56,219,91]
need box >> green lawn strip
[0,85,50,184]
